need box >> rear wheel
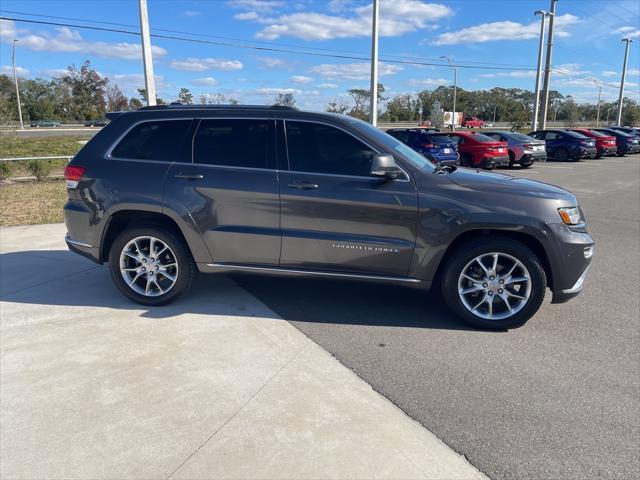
[108,226,195,306]
[441,237,546,329]
[508,151,516,167]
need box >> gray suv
[64,105,594,329]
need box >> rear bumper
[64,201,101,263]
[599,146,618,156]
[521,151,547,163]
[65,235,100,263]
[481,155,510,168]
[575,147,597,159]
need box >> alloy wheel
[457,252,532,320]
[119,236,179,297]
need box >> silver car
[484,131,547,168]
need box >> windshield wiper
[432,162,458,174]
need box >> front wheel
[441,237,547,329]
[108,226,195,306]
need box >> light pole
[11,39,24,129]
[585,77,602,127]
[540,0,558,129]
[606,107,614,125]
[369,0,379,126]
[440,55,457,130]
[616,38,633,126]
[532,10,549,131]
[416,93,423,124]
[139,0,157,106]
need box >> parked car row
[388,125,639,170]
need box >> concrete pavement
[0,223,484,479]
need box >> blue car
[593,128,640,156]
[608,126,640,138]
[386,128,459,164]
[528,129,597,161]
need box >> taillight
[422,143,434,148]
[523,144,533,149]
[64,165,85,189]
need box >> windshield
[508,132,537,142]
[472,133,500,143]
[347,117,434,170]
[426,134,455,144]
[584,129,605,137]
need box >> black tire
[108,225,195,306]
[554,148,569,162]
[508,151,516,167]
[460,153,473,167]
[520,162,532,169]
[595,150,603,159]
[441,237,547,330]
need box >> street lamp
[439,55,457,130]
[585,77,602,127]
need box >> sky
[1,0,639,111]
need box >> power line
[0,9,538,69]
[2,15,638,94]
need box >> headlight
[558,206,582,225]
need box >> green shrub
[26,160,54,181]
[0,161,13,180]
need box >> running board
[204,263,422,283]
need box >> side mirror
[370,154,400,179]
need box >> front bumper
[548,224,594,304]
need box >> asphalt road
[235,155,640,480]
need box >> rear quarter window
[110,120,192,161]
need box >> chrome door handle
[288,182,319,190]
[174,173,204,180]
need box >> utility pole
[440,55,457,130]
[11,39,24,129]
[540,0,557,129]
[139,0,157,106]
[369,0,379,126]
[532,10,548,131]
[586,77,602,127]
[616,38,633,126]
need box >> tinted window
[389,131,410,144]
[508,132,535,142]
[194,119,272,168]
[285,121,375,176]
[545,132,559,140]
[584,129,605,137]
[427,134,455,144]
[111,120,191,161]
[471,133,498,143]
[484,133,503,141]
[563,130,588,139]
[451,136,464,144]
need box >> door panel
[279,120,418,276]
[163,118,281,266]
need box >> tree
[274,93,296,107]
[61,61,108,120]
[129,97,143,110]
[106,84,129,112]
[137,88,165,106]
[346,83,385,120]
[178,88,193,105]
[325,98,349,114]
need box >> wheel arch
[431,229,554,291]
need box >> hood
[446,167,575,201]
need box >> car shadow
[0,250,480,332]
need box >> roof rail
[137,103,297,111]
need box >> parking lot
[234,155,640,480]
[1,154,639,479]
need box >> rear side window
[111,120,191,161]
[285,121,375,176]
[472,133,499,143]
[427,134,455,144]
[194,119,273,168]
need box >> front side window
[111,120,191,161]
[285,121,375,176]
[545,132,559,140]
[194,119,273,169]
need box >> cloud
[111,73,169,95]
[39,68,68,78]
[478,71,536,79]
[183,10,201,17]
[0,65,28,76]
[602,71,618,77]
[256,56,287,68]
[317,83,339,88]
[234,12,259,20]
[254,0,452,40]
[615,26,640,39]
[311,62,403,80]
[256,87,302,95]
[433,14,580,45]
[227,0,284,13]
[553,63,590,76]
[192,77,219,86]
[628,69,640,76]
[169,58,243,72]
[407,77,450,86]
[0,19,166,60]
[291,75,313,84]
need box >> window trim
[105,118,195,163]
[281,118,409,182]
[192,117,276,170]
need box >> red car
[567,128,617,158]
[448,131,510,169]
[461,116,485,129]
